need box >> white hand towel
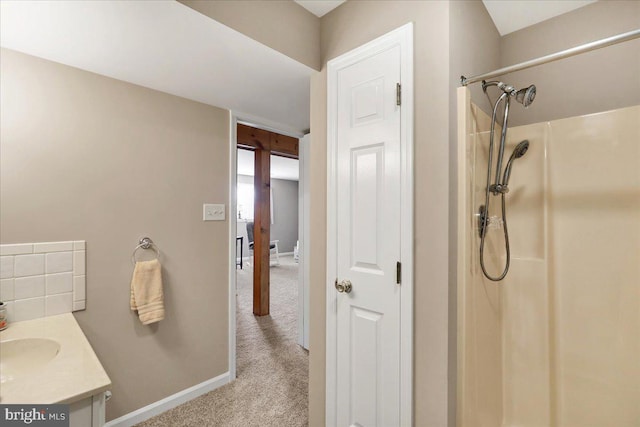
[130,259,164,325]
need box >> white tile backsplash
[0,243,33,256]
[4,301,14,322]
[0,257,14,279]
[14,254,45,277]
[46,251,73,274]
[14,276,46,299]
[14,297,45,322]
[46,272,73,295]
[73,275,86,301]
[1,279,15,301]
[73,251,86,275]
[45,293,73,316]
[0,241,86,321]
[34,241,74,253]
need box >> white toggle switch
[203,204,225,221]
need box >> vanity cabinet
[69,392,106,427]
[0,315,111,426]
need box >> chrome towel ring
[131,237,161,265]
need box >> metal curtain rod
[460,28,640,86]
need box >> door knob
[335,279,352,294]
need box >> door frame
[325,23,414,426]
[228,112,305,380]
[298,134,311,349]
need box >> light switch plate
[203,204,225,221]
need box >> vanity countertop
[0,313,111,404]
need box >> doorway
[228,119,310,424]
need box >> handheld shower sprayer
[502,140,530,187]
[478,81,537,281]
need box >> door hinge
[396,83,402,106]
[396,261,401,284]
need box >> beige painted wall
[308,70,328,427]
[449,0,501,115]
[499,0,640,126]
[311,2,452,426]
[0,49,230,421]
[179,0,321,71]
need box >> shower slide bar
[460,28,640,86]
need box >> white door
[327,24,413,427]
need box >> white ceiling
[294,0,596,33]
[0,0,313,134]
[237,149,299,181]
[482,0,597,36]
[0,0,601,135]
[295,0,346,18]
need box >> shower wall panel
[457,89,504,427]
[457,86,640,427]
[500,122,551,427]
[548,106,640,426]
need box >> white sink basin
[0,314,110,404]
[0,338,61,383]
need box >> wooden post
[253,149,271,316]
[237,123,298,316]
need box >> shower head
[515,85,536,107]
[502,140,530,186]
[482,80,515,94]
[482,81,536,108]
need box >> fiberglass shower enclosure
[456,90,639,427]
[456,32,640,427]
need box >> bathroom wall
[179,0,321,71]
[311,2,451,426]
[0,48,230,421]
[449,0,501,116]
[499,0,640,126]
[457,87,640,426]
[308,69,328,427]
[310,2,502,425]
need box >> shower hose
[479,92,511,282]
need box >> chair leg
[274,242,280,265]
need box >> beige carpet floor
[137,255,308,426]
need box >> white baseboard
[104,372,230,427]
